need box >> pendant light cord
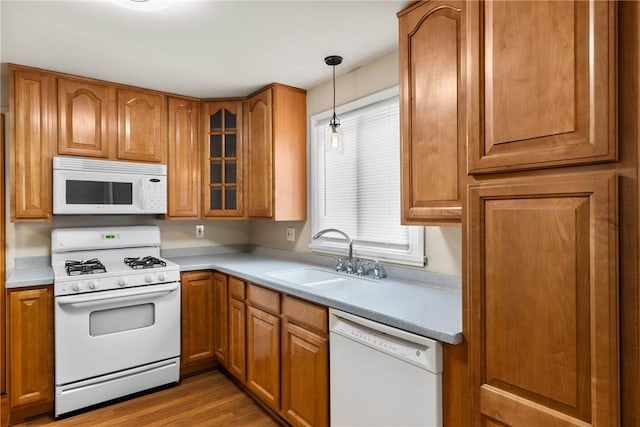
[325,55,342,126]
[332,65,337,123]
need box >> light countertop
[6,252,462,344]
[169,253,462,344]
[6,265,54,288]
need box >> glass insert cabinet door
[203,101,243,217]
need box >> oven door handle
[56,282,180,306]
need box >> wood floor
[12,370,281,427]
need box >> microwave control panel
[144,178,166,211]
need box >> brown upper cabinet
[10,64,307,222]
[167,96,200,219]
[57,73,168,164]
[246,84,307,221]
[117,88,167,163]
[467,0,617,173]
[57,77,115,159]
[398,0,467,225]
[202,100,244,218]
[10,65,55,221]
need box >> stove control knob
[88,280,98,290]
[72,283,81,292]
[145,274,153,283]
[118,277,129,287]
[158,273,167,282]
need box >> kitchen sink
[265,268,349,287]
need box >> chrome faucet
[313,228,354,273]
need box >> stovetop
[63,256,170,276]
[51,226,181,296]
[52,251,180,296]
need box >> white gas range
[51,226,181,417]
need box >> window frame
[309,86,425,267]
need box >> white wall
[249,50,462,276]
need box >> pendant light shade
[325,55,344,153]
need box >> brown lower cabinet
[7,286,54,423]
[180,271,216,376]
[220,278,329,427]
[227,276,247,382]
[246,284,281,411]
[212,272,228,365]
[281,296,328,427]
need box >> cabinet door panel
[213,273,228,365]
[246,305,280,410]
[228,298,246,382]
[400,0,465,224]
[468,1,616,173]
[202,101,243,218]
[117,89,166,163]
[246,89,273,218]
[58,78,114,158]
[181,272,216,375]
[168,97,200,218]
[9,288,53,409]
[281,322,328,427]
[10,68,54,220]
[468,174,618,425]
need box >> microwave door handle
[56,282,179,307]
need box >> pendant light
[325,55,344,153]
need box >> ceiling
[1,0,408,98]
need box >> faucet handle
[333,257,345,272]
[346,259,354,274]
[372,261,385,280]
[356,259,371,276]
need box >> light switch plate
[286,227,295,242]
[195,224,205,238]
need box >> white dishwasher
[329,309,443,427]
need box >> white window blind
[310,87,424,266]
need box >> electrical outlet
[195,224,205,238]
[286,227,295,242]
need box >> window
[310,87,424,266]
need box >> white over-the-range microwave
[53,156,167,215]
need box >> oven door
[55,282,180,386]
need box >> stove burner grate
[124,256,167,269]
[65,258,107,276]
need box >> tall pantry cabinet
[400,1,625,426]
[465,1,619,426]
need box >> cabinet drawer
[283,295,328,335]
[229,277,245,301]
[247,283,280,314]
